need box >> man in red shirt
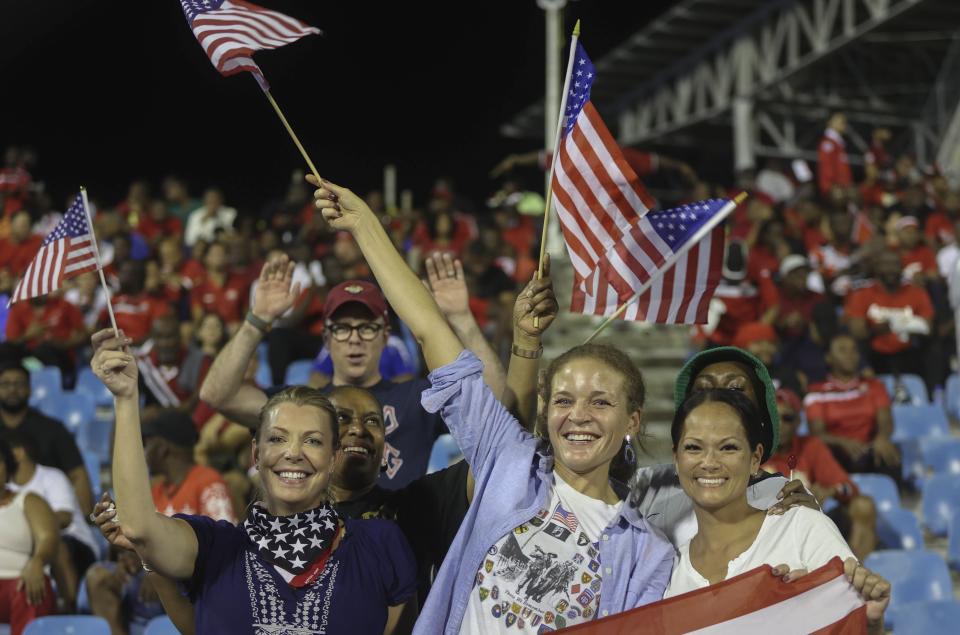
[136,315,206,412]
[764,389,876,560]
[844,250,933,378]
[895,216,939,284]
[817,112,853,196]
[5,294,86,387]
[190,241,248,328]
[99,260,172,344]
[136,201,183,247]
[0,211,41,277]
[804,333,900,478]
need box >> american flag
[572,199,735,323]
[179,0,320,91]
[551,504,580,533]
[562,558,866,634]
[9,193,100,306]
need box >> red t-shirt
[804,376,891,443]
[151,464,236,522]
[775,290,826,339]
[0,235,42,276]
[900,245,938,275]
[747,245,780,282]
[500,216,536,259]
[100,293,172,344]
[137,216,183,242]
[844,282,934,353]
[701,282,762,346]
[190,275,248,325]
[764,436,857,502]
[5,296,85,349]
[180,259,207,288]
[925,211,954,246]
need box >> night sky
[1,1,675,212]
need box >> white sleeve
[793,506,855,570]
[42,468,81,515]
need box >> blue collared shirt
[414,351,674,634]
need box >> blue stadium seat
[79,418,113,466]
[255,342,272,387]
[45,392,96,437]
[76,366,115,408]
[922,473,960,536]
[921,437,960,475]
[879,373,928,404]
[84,454,101,497]
[427,434,462,474]
[29,366,62,405]
[863,550,953,628]
[23,615,110,634]
[891,404,950,442]
[143,616,179,635]
[946,374,960,419]
[949,516,960,569]
[850,473,900,513]
[283,359,313,386]
[876,508,922,550]
[890,600,960,635]
[899,438,925,487]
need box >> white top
[0,489,33,578]
[184,205,237,246]
[460,474,622,633]
[9,465,97,555]
[664,506,854,598]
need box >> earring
[623,435,637,467]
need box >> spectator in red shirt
[0,212,41,278]
[809,212,868,298]
[770,254,834,380]
[137,201,183,247]
[137,315,199,412]
[924,190,959,248]
[190,241,248,329]
[100,260,172,344]
[817,112,853,196]
[696,241,776,347]
[0,147,32,216]
[805,333,900,479]
[764,389,877,560]
[746,219,790,284]
[732,322,806,396]
[844,250,934,378]
[5,294,86,388]
[894,216,939,285]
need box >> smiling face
[254,403,338,516]
[545,357,640,480]
[329,387,385,491]
[674,401,763,512]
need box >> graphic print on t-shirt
[472,503,604,632]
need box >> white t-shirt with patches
[460,474,621,633]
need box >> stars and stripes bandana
[244,502,340,578]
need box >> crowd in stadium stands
[0,105,954,632]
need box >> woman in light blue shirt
[307,176,674,634]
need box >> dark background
[1,0,676,212]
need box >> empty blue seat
[863,550,953,628]
[890,600,960,635]
[23,615,110,634]
[922,473,960,536]
[79,418,113,466]
[29,366,62,405]
[946,374,960,419]
[876,508,922,550]
[84,453,101,496]
[143,616,179,635]
[891,404,949,442]
[880,373,928,404]
[850,473,900,513]
[75,366,115,407]
[899,438,925,487]
[921,437,960,475]
[283,359,313,386]
[427,434,462,474]
[45,392,96,437]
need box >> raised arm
[199,255,301,427]
[307,176,462,370]
[91,333,197,580]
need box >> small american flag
[551,505,580,533]
[572,199,736,324]
[9,192,100,306]
[179,0,320,91]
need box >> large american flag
[9,192,100,305]
[572,199,735,323]
[179,0,320,91]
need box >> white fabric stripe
[564,131,632,246]
[577,110,649,224]
[688,574,862,634]
[206,39,259,68]
[28,247,45,298]
[65,245,94,260]
[50,242,65,292]
[38,242,56,296]
[196,23,299,49]
[137,358,181,408]
[68,236,91,246]
[555,154,615,260]
[604,283,619,315]
[644,275,663,321]
[218,56,258,75]
[63,257,99,274]
[195,11,313,39]
[556,135,618,244]
[218,3,317,37]
[554,197,596,277]
[553,190,600,271]
[664,254,687,322]
[803,390,865,406]
[683,237,713,323]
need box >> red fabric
[190,275,248,325]
[925,211,954,245]
[804,376,891,443]
[803,225,828,253]
[859,183,886,209]
[747,245,780,282]
[817,131,852,195]
[732,322,777,349]
[100,293,172,344]
[151,464,236,522]
[900,245,938,275]
[0,577,55,635]
[706,285,762,346]
[180,259,207,287]
[410,216,474,257]
[844,282,934,354]
[810,243,853,280]
[469,296,491,329]
[5,296,84,349]
[0,236,42,277]
[138,215,183,242]
[776,290,827,339]
[500,216,536,259]
[620,148,659,176]
[764,436,857,502]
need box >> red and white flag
[564,557,866,634]
[180,0,320,91]
[9,191,100,306]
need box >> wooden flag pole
[263,88,323,183]
[79,187,119,338]
[534,19,581,328]
[582,192,749,345]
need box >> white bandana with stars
[244,503,340,576]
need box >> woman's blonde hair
[257,386,339,448]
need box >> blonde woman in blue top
[307,175,674,634]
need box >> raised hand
[424,253,470,320]
[514,254,559,339]
[90,492,135,552]
[253,254,303,324]
[306,174,373,232]
[91,334,137,399]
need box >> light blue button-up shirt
[414,351,674,634]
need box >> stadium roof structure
[504,0,960,178]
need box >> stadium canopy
[503,0,960,180]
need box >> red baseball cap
[775,388,802,414]
[732,322,778,350]
[323,280,389,321]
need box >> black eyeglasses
[326,322,383,342]
[780,414,797,423]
